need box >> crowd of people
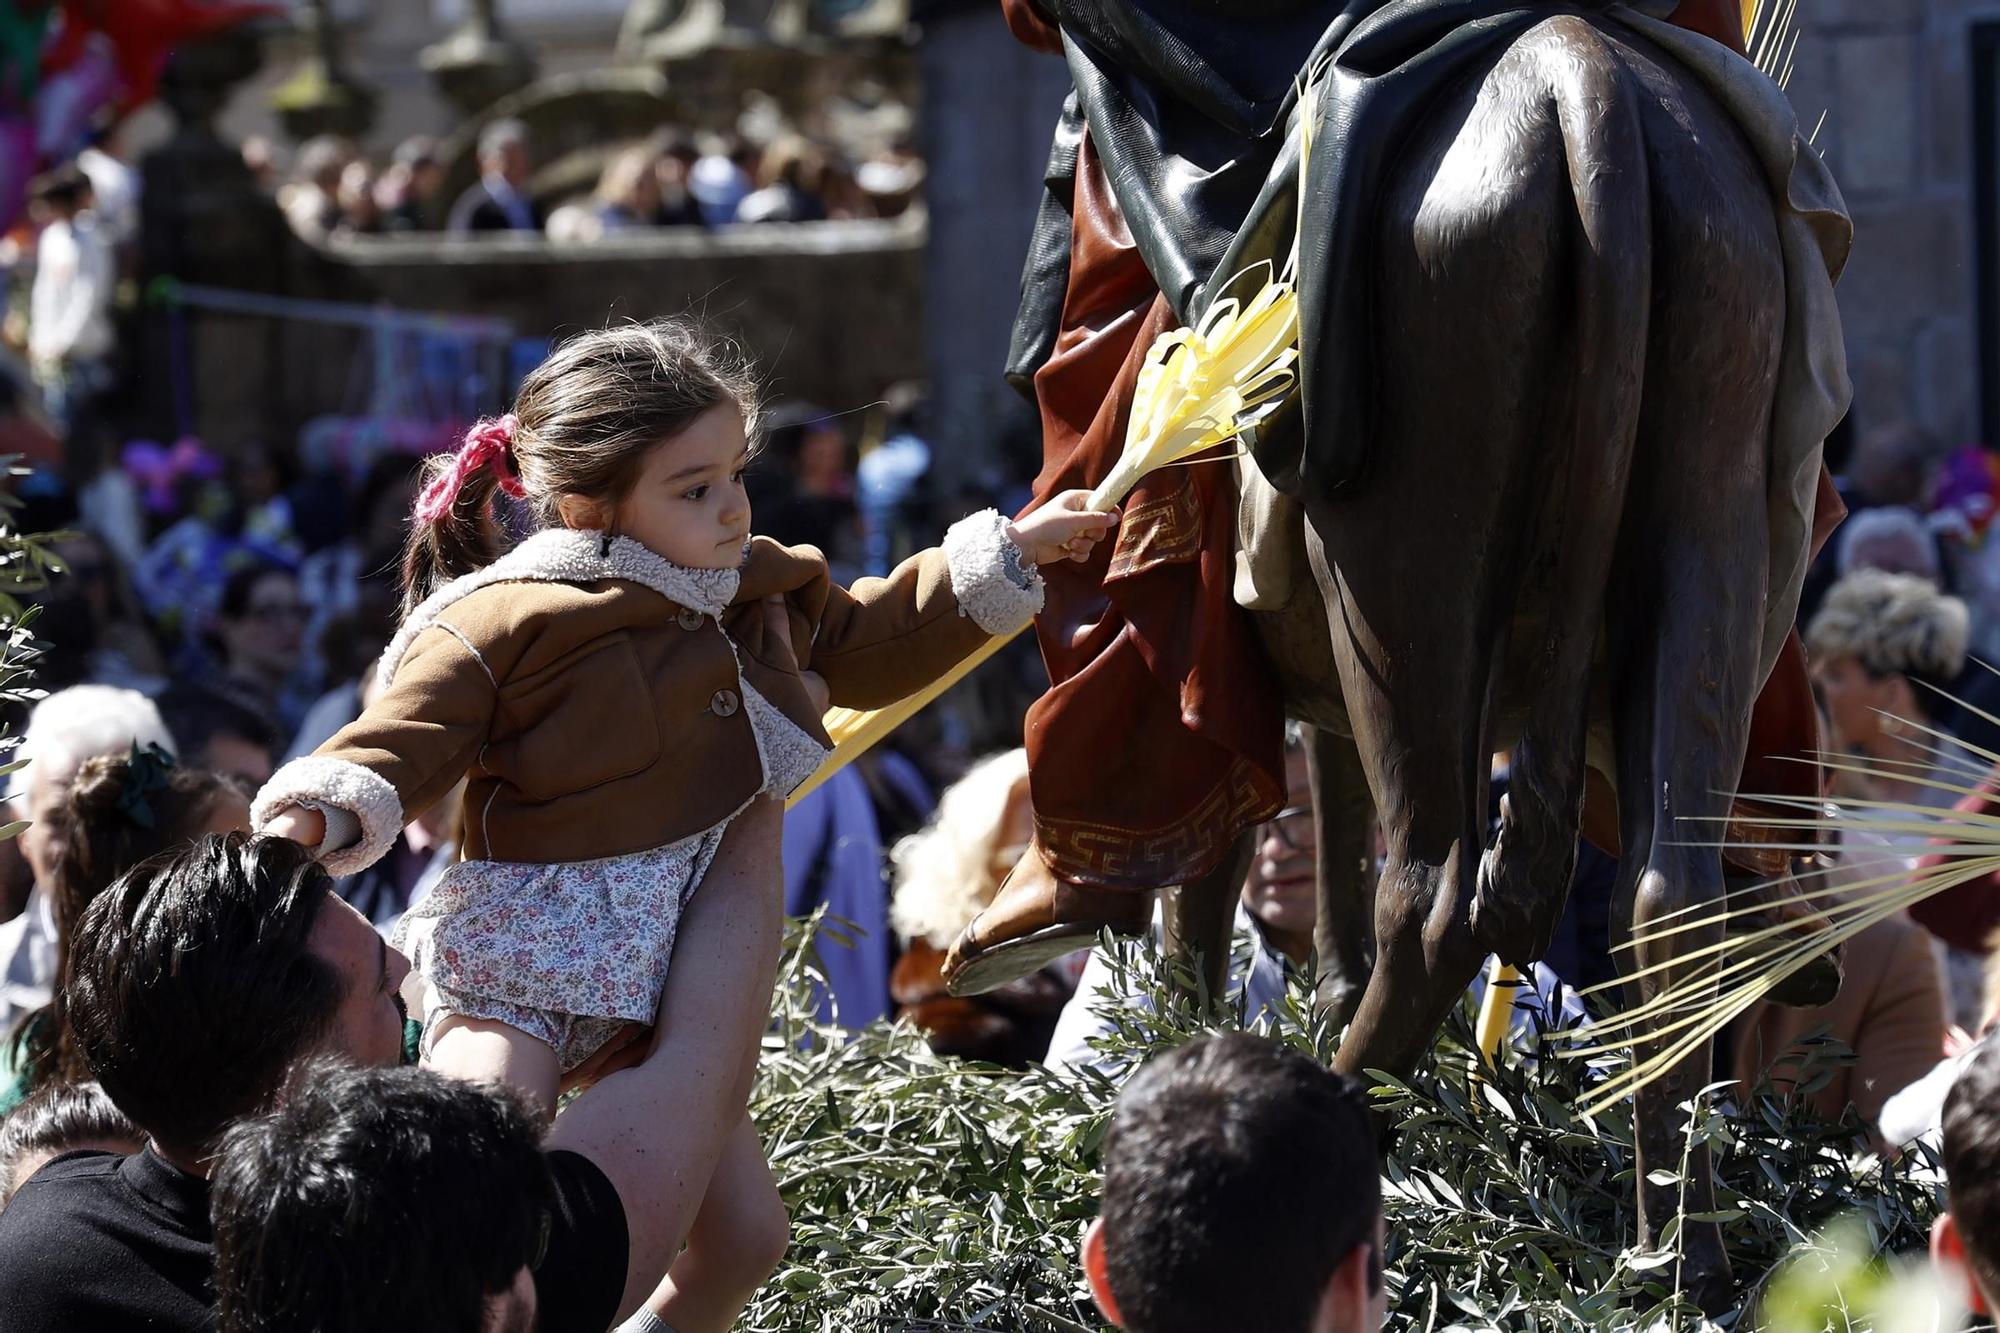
[7,85,2000,1333]
[262,112,926,246]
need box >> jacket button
[677,608,704,631]
[711,688,741,718]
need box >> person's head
[241,135,282,190]
[393,135,442,201]
[212,1062,549,1333]
[157,686,281,787]
[1806,568,1969,755]
[295,136,350,194]
[1835,505,1940,583]
[0,1081,142,1208]
[763,401,847,485]
[889,748,1031,949]
[1849,422,1946,510]
[66,834,410,1164]
[595,144,662,217]
[217,562,307,685]
[336,158,380,230]
[27,165,89,224]
[1084,1034,1386,1333]
[1935,1037,2000,1314]
[12,686,176,891]
[759,135,820,194]
[18,750,248,1086]
[1243,728,1315,961]
[402,319,762,614]
[478,119,532,188]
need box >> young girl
[253,319,1113,1329]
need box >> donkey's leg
[1308,725,1376,1029]
[1600,31,1785,1311]
[1319,13,1591,1078]
[1162,834,1255,1007]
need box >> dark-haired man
[1082,1033,1387,1333]
[0,804,782,1332]
[211,1063,549,1333]
[1933,1037,2000,1316]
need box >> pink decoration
[413,415,525,523]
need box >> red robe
[1008,0,1835,888]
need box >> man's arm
[545,795,785,1324]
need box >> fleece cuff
[942,509,1044,636]
[253,756,404,878]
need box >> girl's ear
[555,493,607,531]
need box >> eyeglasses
[1264,804,1315,852]
[247,602,309,625]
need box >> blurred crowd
[259,112,925,246]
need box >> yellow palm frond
[789,62,1333,805]
[1744,0,1801,88]
[1560,690,2000,1118]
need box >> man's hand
[559,1021,651,1096]
[1007,490,1119,565]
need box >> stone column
[138,24,292,446]
[918,0,1071,498]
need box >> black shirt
[0,1146,628,1332]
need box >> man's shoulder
[4,1147,125,1196]
[0,1150,127,1238]
[0,1152,213,1332]
[0,1152,125,1274]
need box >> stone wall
[916,0,1075,493]
[140,165,925,452]
[1786,0,1994,447]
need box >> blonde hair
[889,748,1030,950]
[1806,568,1969,688]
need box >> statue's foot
[942,857,1153,997]
[1721,858,1842,1010]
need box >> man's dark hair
[66,833,343,1159]
[1943,1038,2000,1300]
[1099,1033,1383,1333]
[28,165,87,210]
[212,1062,552,1333]
[0,1081,141,1206]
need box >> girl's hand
[1006,490,1120,566]
[262,804,327,848]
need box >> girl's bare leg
[634,1115,787,1332]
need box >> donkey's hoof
[1470,840,1555,966]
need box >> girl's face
[592,405,753,570]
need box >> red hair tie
[414,414,526,524]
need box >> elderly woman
[1807,568,1976,812]
[1806,569,1985,1034]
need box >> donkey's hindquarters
[1293,15,1783,1308]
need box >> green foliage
[747,919,1946,1332]
[0,459,57,794]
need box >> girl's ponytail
[400,415,526,617]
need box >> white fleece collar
[379,528,743,687]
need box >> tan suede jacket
[252,512,1039,873]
